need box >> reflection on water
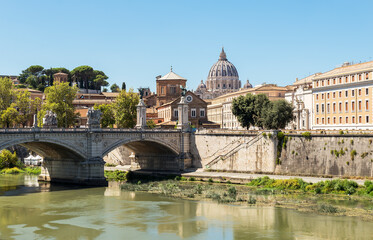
[0,175,373,239]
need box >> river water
[1,175,373,240]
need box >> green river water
[1,174,373,240]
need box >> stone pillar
[33,114,38,128]
[129,152,140,170]
[177,96,189,130]
[135,99,147,129]
[38,157,106,186]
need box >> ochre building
[313,61,373,130]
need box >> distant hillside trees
[18,65,108,92]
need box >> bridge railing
[0,127,182,133]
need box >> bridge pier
[39,157,107,186]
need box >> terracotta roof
[156,120,177,126]
[293,73,322,86]
[102,92,120,97]
[73,99,115,105]
[314,61,373,80]
[54,72,68,76]
[158,71,187,80]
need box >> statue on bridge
[42,110,57,128]
[180,86,187,97]
[87,108,102,128]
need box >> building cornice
[313,79,373,92]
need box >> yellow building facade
[313,61,373,129]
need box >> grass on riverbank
[246,176,373,196]
[0,166,41,175]
[115,173,373,220]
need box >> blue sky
[1,0,373,91]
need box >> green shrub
[247,196,257,204]
[350,139,354,145]
[24,167,41,175]
[262,132,267,138]
[175,176,181,181]
[346,161,350,165]
[268,133,272,138]
[208,178,214,183]
[180,176,187,181]
[189,177,196,181]
[369,139,372,145]
[0,150,22,170]
[228,186,237,199]
[105,163,117,167]
[351,150,357,161]
[301,132,311,140]
[194,184,203,194]
[339,130,344,135]
[330,150,334,156]
[292,150,295,154]
[0,167,24,174]
[318,204,338,213]
[361,152,368,158]
[104,170,129,181]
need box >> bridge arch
[103,137,181,171]
[0,138,86,160]
[102,137,180,157]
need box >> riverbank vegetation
[0,149,41,175]
[115,172,373,221]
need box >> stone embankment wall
[191,130,277,173]
[276,133,373,177]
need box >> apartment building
[313,61,373,129]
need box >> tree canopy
[71,66,109,91]
[0,149,19,169]
[114,89,139,128]
[0,77,14,112]
[40,82,79,127]
[110,83,120,92]
[232,93,293,130]
[93,104,115,128]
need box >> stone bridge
[0,128,191,185]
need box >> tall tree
[93,104,115,128]
[71,65,94,90]
[14,90,33,127]
[1,107,18,128]
[19,65,46,91]
[232,93,269,129]
[263,100,294,129]
[0,77,14,112]
[43,67,70,87]
[114,89,139,128]
[232,93,293,130]
[122,82,126,91]
[110,83,120,92]
[41,82,79,127]
[0,149,19,169]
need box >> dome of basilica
[206,48,241,92]
[197,80,206,89]
[208,48,239,78]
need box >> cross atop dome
[219,47,227,61]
